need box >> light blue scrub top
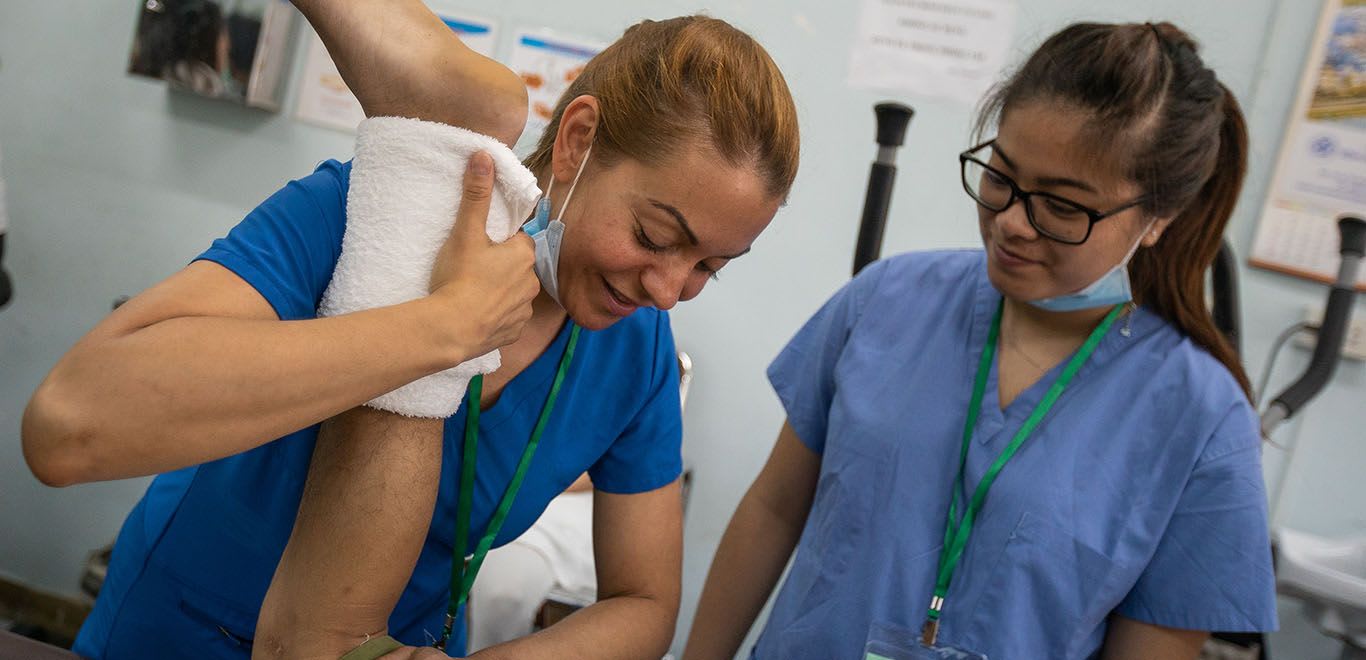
[755,250,1277,659]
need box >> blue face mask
[1028,222,1153,313]
[523,145,592,305]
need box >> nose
[995,196,1039,241]
[640,259,692,311]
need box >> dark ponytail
[977,21,1254,400]
[1130,84,1251,398]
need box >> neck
[498,286,568,360]
[530,287,567,329]
[1001,297,1116,347]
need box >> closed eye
[635,214,724,281]
[1042,197,1087,218]
[634,222,668,253]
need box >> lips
[993,241,1042,267]
[603,278,640,316]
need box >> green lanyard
[436,323,581,651]
[920,302,1122,647]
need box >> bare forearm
[1101,616,1207,660]
[291,0,526,143]
[683,492,805,660]
[255,408,443,660]
[23,296,460,484]
[471,593,677,660]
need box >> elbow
[647,596,681,658]
[467,52,529,148]
[466,67,529,148]
[600,588,680,656]
[490,80,529,148]
[22,379,97,487]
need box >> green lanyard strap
[437,323,581,650]
[921,302,1122,646]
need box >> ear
[551,95,599,185]
[1141,216,1174,248]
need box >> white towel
[319,117,542,418]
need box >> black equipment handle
[1262,215,1366,434]
[853,103,914,276]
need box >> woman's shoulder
[250,159,353,224]
[856,248,986,307]
[297,159,352,209]
[1136,317,1259,458]
[313,158,352,180]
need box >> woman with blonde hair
[23,4,798,658]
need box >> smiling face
[976,101,1172,304]
[542,100,782,330]
[555,145,778,330]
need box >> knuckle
[462,181,493,202]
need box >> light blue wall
[0,1,1361,658]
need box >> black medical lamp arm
[1261,215,1366,435]
[853,102,914,276]
[0,232,11,309]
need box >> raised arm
[22,0,536,488]
[20,168,533,487]
[292,0,528,144]
[254,4,539,657]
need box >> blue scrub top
[755,250,1277,659]
[73,161,684,659]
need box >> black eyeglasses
[959,140,1148,245]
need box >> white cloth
[467,543,556,651]
[319,117,541,418]
[467,491,596,651]
[510,490,597,600]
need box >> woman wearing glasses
[686,21,1275,660]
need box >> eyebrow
[992,143,1098,194]
[647,198,752,260]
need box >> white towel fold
[319,117,542,418]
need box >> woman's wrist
[409,293,481,369]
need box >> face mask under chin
[524,144,594,306]
[1026,220,1153,312]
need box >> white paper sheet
[846,0,1017,106]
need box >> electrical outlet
[1298,304,1366,361]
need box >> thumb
[454,151,495,241]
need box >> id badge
[863,621,988,660]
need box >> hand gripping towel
[319,117,541,418]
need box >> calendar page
[1251,0,1366,291]
[1251,203,1366,288]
